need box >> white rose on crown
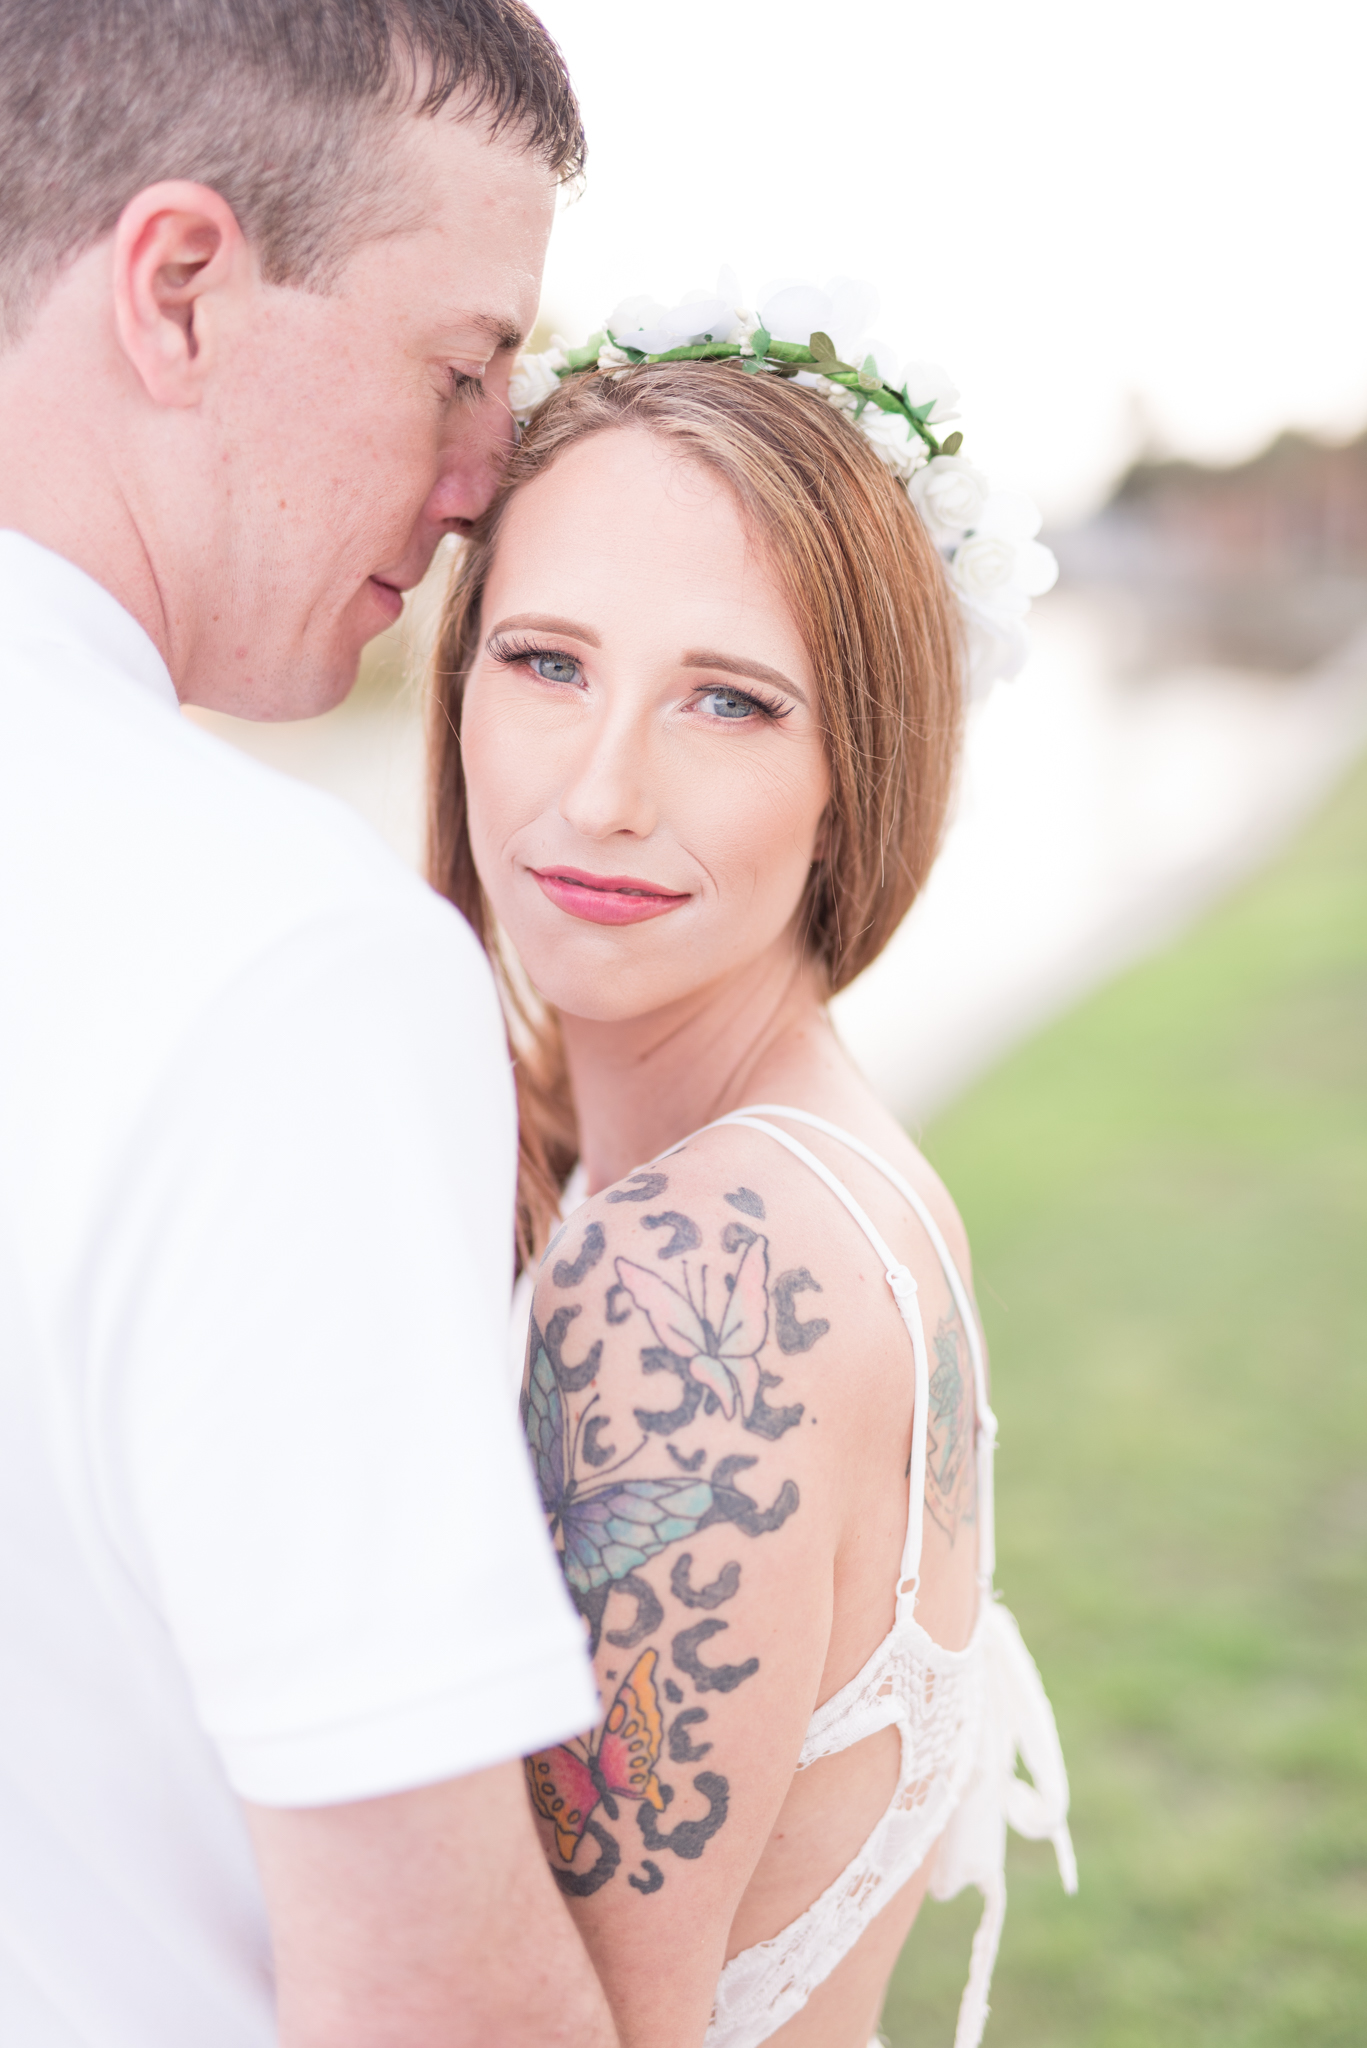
[859,405,928,480]
[608,290,741,355]
[950,491,1059,625]
[757,276,879,360]
[910,455,990,541]
[507,342,567,421]
[951,535,1031,616]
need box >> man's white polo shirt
[0,534,597,2047]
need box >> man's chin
[180,644,363,724]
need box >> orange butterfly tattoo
[527,1648,667,1869]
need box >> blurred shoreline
[832,595,1367,1122]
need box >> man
[0,4,615,2043]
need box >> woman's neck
[560,944,837,1194]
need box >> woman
[427,286,1075,2048]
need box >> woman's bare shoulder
[529,1126,888,1432]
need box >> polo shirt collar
[0,530,180,713]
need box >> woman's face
[460,428,831,1023]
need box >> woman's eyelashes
[693,682,790,723]
[485,640,791,722]
[488,637,584,686]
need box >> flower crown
[508,272,1057,699]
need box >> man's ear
[112,182,254,408]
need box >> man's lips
[531,866,690,927]
[367,576,406,624]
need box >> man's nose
[425,388,517,531]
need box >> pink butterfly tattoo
[614,1233,770,1421]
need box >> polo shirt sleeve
[98,895,598,1807]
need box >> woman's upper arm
[519,1158,845,2048]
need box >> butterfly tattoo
[526,1647,666,1866]
[521,1310,799,1644]
[613,1231,770,1421]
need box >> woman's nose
[557,714,658,843]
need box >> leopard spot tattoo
[581,1414,616,1467]
[664,1678,684,1704]
[773,1268,831,1355]
[721,1219,758,1255]
[672,1618,759,1694]
[551,1817,621,1898]
[670,1552,741,1609]
[642,1210,702,1259]
[636,1772,730,1859]
[541,1305,602,1394]
[634,1345,705,1436]
[703,1453,800,1537]
[666,1443,706,1472]
[607,1171,669,1204]
[724,1187,766,1220]
[743,1369,804,1440]
[605,1282,633,1325]
[628,1860,665,1895]
[552,1221,606,1290]
[668,1709,713,1762]
[604,1571,664,1651]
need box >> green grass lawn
[881,753,1367,2047]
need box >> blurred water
[835,596,1367,1120]
[187,590,1367,1121]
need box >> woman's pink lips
[531,866,690,926]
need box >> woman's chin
[530,974,664,1027]
[515,947,687,1027]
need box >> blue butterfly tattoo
[522,1315,799,1646]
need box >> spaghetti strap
[656,1112,932,1618]
[731,1106,998,1586]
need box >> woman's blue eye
[700,687,756,720]
[530,651,580,684]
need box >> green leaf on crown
[565,332,606,371]
[806,331,857,375]
[858,353,882,391]
[750,326,771,358]
[942,431,964,455]
[645,340,742,363]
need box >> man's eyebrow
[486,613,603,647]
[473,315,525,354]
[444,314,524,357]
[682,649,808,707]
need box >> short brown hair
[428,362,964,1262]
[0,0,583,348]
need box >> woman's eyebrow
[486,614,602,647]
[682,649,808,707]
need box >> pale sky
[533,0,1367,522]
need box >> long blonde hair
[427,361,963,1265]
